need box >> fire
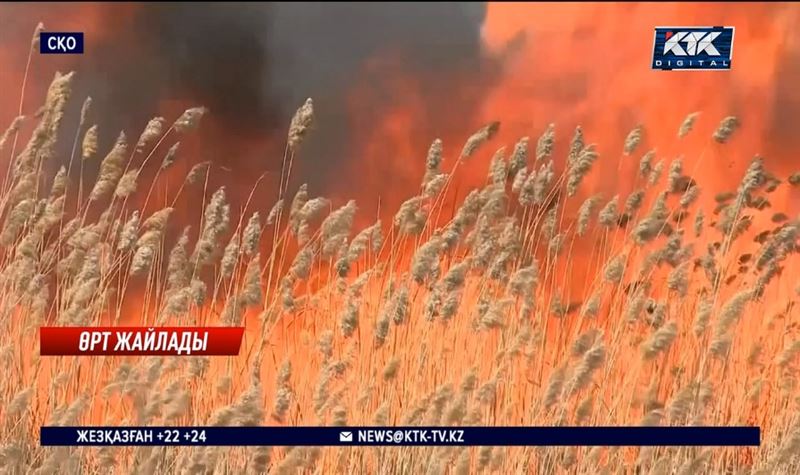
[0,3,135,125]
[1,4,800,472]
[3,3,799,216]
[319,3,800,309]
[495,3,798,197]
[341,2,799,219]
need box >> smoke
[4,3,799,219]
[264,2,495,184]
[106,3,281,134]
[0,3,494,190]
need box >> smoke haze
[2,2,496,194]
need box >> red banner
[40,327,245,356]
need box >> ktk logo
[652,26,734,70]
[663,31,722,56]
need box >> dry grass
[1,40,800,475]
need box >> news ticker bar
[39,327,244,356]
[41,426,760,447]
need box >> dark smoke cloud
[263,2,496,186]
[5,2,496,194]
[123,3,283,133]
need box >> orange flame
[342,2,800,219]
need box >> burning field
[2,2,800,474]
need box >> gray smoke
[70,2,496,189]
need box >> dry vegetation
[2,27,800,475]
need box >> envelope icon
[339,431,353,442]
